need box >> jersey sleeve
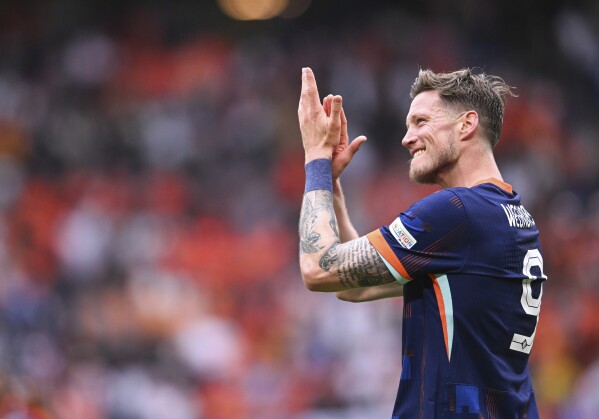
[367,189,470,284]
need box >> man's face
[402,91,460,185]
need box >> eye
[416,118,426,126]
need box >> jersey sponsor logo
[501,204,535,229]
[389,217,417,249]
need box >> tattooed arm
[333,179,359,242]
[297,68,397,294]
[299,189,396,292]
[326,95,366,243]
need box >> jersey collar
[472,177,513,194]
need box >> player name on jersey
[501,204,535,228]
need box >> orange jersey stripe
[367,229,412,280]
[472,177,513,194]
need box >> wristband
[304,158,333,194]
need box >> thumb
[347,136,367,157]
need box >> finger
[340,107,348,145]
[330,95,342,117]
[301,67,321,111]
[323,94,333,117]
[327,95,343,139]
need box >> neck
[437,147,502,189]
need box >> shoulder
[394,189,470,244]
[406,189,468,221]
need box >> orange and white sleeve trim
[367,229,412,285]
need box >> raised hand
[322,95,367,180]
[298,68,343,163]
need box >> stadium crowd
[0,1,598,418]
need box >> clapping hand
[298,68,366,178]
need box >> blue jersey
[367,179,546,419]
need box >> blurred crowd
[0,1,599,418]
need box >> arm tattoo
[299,194,324,254]
[299,190,394,288]
[320,238,395,288]
[300,190,338,254]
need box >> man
[297,67,546,418]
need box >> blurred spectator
[0,1,598,418]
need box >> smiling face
[402,91,461,185]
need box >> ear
[458,110,479,141]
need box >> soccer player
[297,67,546,418]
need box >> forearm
[299,189,343,291]
[333,178,360,242]
[336,281,404,303]
[297,68,371,289]
[299,189,395,292]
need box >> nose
[402,131,417,148]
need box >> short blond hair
[411,68,516,148]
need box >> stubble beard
[408,138,459,185]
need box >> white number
[510,249,547,354]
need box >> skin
[402,90,503,189]
[298,68,395,293]
[403,95,461,185]
[297,68,503,300]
